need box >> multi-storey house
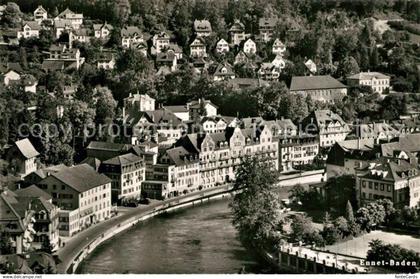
[121,26,144,48]
[347,71,390,94]
[99,153,145,203]
[93,23,113,40]
[193,20,212,37]
[229,20,246,45]
[5,139,39,178]
[272,38,286,56]
[290,75,347,103]
[215,38,229,53]
[17,21,41,39]
[243,38,256,55]
[190,37,207,57]
[302,110,351,148]
[33,5,48,23]
[259,17,277,42]
[37,164,112,236]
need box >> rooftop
[290,75,347,91]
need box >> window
[387,185,391,192]
[368,182,373,189]
[380,184,384,191]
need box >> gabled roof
[290,75,347,91]
[15,185,52,200]
[347,71,390,80]
[14,138,39,159]
[48,164,111,193]
[93,23,113,31]
[102,153,143,166]
[87,141,131,152]
[164,105,188,113]
[190,36,206,46]
[194,20,212,32]
[166,146,198,166]
[156,50,176,62]
[34,5,47,14]
[212,62,234,76]
[259,17,277,28]
[188,99,218,109]
[121,26,142,37]
[229,20,245,32]
[22,21,41,30]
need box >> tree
[0,227,13,254]
[367,239,420,273]
[337,56,360,78]
[230,157,283,249]
[345,200,354,223]
[290,213,324,246]
[93,87,117,125]
[333,216,350,237]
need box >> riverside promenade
[56,184,233,274]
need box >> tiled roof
[102,153,142,166]
[87,141,131,152]
[194,20,212,32]
[290,75,346,91]
[23,21,41,30]
[164,105,188,113]
[347,71,390,80]
[50,164,111,193]
[259,17,277,28]
[15,185,52,200]
[166,146,198,166]
[121,26,142,37]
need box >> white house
[215,38,229,53]
[190,37,207,57]
[243,38,256,55]
[97,52,115,70]
[347,72,391,94]
[33,5,48,23]
[193,20,212,37]
[152,32,170,54]
[17,21,41,39]
[2,70,21,86]
[70,28,90,44]
[121,26,143,48]
[212,63,235,82]
[272,38,286,56]
[93,23,113,40]
[54,19,73,39]
[271,55,286,70]
[258,63,280,81]
[55,8,83,29]
[229,20,246,45]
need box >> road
[55,185,232,273]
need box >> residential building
[259,18,277,42]
[156,50,178,72]
[201,116,228,134]
[20,74,38,93]
[5,139,39,178]
[215,38,229,53]
[121,26,143,48]
[175,126,278,188]
[272,38,286,55]
[290,75,348,103]
[229,20,246,45]
[55,8,83,29]
[0,190,35,254]
[193,19,212,37]
[190,37,207,57]
[163,105,189,122]
[152,32,170,54]
[227,78,269,91]
[93,23,113,40]
[86,141,132,161]
[17,21,41,39]
[234,51,249,65]
[123,93,156,114]
[43,44,85,70]
[142,146,200,199]
[53,19,73,39]
[97,51,116,70]
[33,5,48,23]
[211,62,235,82]
[37,164,112,236]
[168,43,183,59]
[99,153,145,203]
[277,134,319,172]
[326,139,377,178]
[347,71,390,94]
[14,185,59,251]
[354,122,400,141]
[124,108,185,145]
[356,157,420,208]
[258,63,280,81]
[271,55,286,70]
[304,59,317,74]
[2,69,21,86]
[187,99,218,120]
[243,38,256,55]
[303,110,351,148]
[70,28,90,44]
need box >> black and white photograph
[0,0,420,277]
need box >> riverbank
[56,184,236,274]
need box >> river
[78,198,269,274]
